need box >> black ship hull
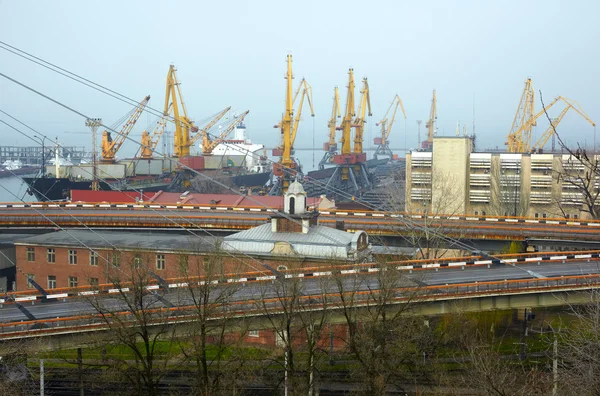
[23,171,272,202]
[23,177,114,201]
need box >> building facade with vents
[406,136,598,219]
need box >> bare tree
[175,247,254,395]
[540,92,600,219]
[253,266,331,395]
[84,254,183,396]
[331,261,437,395]
[553,290,600,394]
[439,308,551,396]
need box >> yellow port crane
[271,55,314,194]
[101,95,151,163]
[318,86,341,170]
[423,89,437,149]
[509,95,595,153]
[532,98,596,152]
[164,65,199,158]
[190,109,250,154]
[374,94,406,159]
[506,78,535,152]
[140,103,172,159]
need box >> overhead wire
[0,116,279,277]
[0,41,488,257]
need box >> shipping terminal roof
[69,189,322,209]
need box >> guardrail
[3,249,600,305]
[1,273,599,339]
[1,202,599,228]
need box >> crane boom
[164,65,198,158]
[187,106,231,151]
[140,103,172,159]
[376,94,406,145]
[424,90,437,148]
[200,111,250,154]
[290,78,315,147]
[532,99,596,151]
[101,95,150,162]
[353,78,371,155]
[327,87,341,149]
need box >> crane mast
[423,89,437,149]
[340,69,355,156]
[101,95,151,163]
[164,65,198,158]
[374,94,406,159]
[271,55,314,194]
[506,78,535,153]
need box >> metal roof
[223,224,364,260]
[224,224,354,246]
[14,230,218,253]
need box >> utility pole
[552,332,558,395]
[416,120,422,148]
[86,118,102,191]
[40,359,44,396]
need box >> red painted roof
[70,190,156,203]
[70,190,321,210]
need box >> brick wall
[14,244,347,291]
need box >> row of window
[26,274,98,289]
[25,248,166,270]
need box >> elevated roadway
[2,250,600,341]
[0,202,599,242]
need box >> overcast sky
[1,0,599,167]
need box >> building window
[277,265,288,271]
[68,276,78,288]
[26,274,35,289]
[26,247,35,262]
[112,252,121,267]
[542,213,547,219]
[47,248,55,263]
[89,251,98,266]
[566,214,570,219]
[156,254,165,270]
[474,211,478,215]
[68,250,77,265]
[133,255,143,269]
[482,211,486,216]
[535,213,539,219]
[89,277,99,286]
[47,275,56,289]
[574,214,579,219]
[248,330,259,338]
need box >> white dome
[286,180,306,196]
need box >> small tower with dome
[271,179,319,234]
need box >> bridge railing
[2,273,599,339]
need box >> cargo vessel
[23,124,272,202]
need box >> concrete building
[406,136,598,219]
